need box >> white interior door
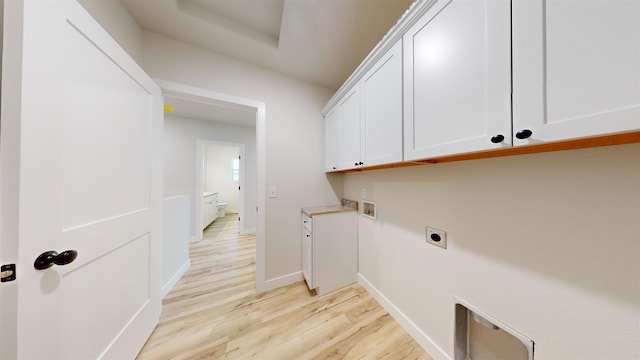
[0,1,162,359]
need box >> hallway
[137,215,430,359]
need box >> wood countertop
[302,199,358,217]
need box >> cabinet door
[403,0,511,160]
[361,40,403,167]
[202,197,209,228]
[324,105,339,172]
[212,194,218,222]
[302,227,313,289]
[337,86,361,170]
[512,0,640,146]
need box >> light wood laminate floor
[137,215,432,359]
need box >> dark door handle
[34,250,78,270]
[490,135,505,143]
[515,129,533,139]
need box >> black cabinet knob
[490,135,505,143]
[34,250,78,270]
[354,162,358,166]
[358,162,363,166]
[515,129,533,139]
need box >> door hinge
[1,264,16,282]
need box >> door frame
[156,79,267,293]
[196,140,246,237]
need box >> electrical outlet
[426,227,447,249]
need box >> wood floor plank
[137,215,432,359]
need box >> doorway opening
[158,79,267,293]
[198,141,245,236]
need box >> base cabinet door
[403,0,512,160]
[302,228,313,288]
[512,0,640,146]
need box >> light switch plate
[268,185,277,198]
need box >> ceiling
[120,0,414,125]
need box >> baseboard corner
[357,273,450,360]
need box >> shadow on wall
[325,172,345,202]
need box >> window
[231,157,239,181]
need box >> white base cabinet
[301,209,357,296]
[202,192,218,229]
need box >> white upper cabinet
[324,105,339,172]
[512,0,640,146]
[403,0,512,161]
[361,40,404,167]
[336,86,362,170]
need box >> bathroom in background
[204,144,240,218]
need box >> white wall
[164,114,257,237]
[77,0,143,64]
[205,144,240,213]
[143,32,341,281]
[161,195,190,297]
[343,143,640,360]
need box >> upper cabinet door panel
[512,0,640,146]
[337,86,361,170]
[324,106,339,172]
[403,0,512,161]
[361,40,403,167]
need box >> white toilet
[217,202,228,218]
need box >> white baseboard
[240,228,256,235]
[357,274,450,360]
[162,260,191,298]
[263,271,303,292]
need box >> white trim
[263,271,303,292]
[161,260,191,298]
[156,79,267,294]
[240,228,256,235]
[358,273,450,360]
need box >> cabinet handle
[354,162,358,166]
[515,129,533,139]
[358,162,363,166]
[490,135,505,143]
[332,166,336,170]
[306,234,311,237]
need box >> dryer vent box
[455,302,534,360]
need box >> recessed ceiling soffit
[176,0,284,48]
